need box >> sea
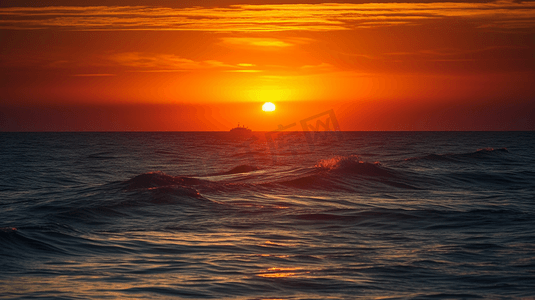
[1,131,534,299]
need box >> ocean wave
[445,170,520,187]
[231,150,263,157]
[278,174,334,190]
[123,172,205,191]
[87,151,118,160]
[209,165,260,176]
[473,147,509,154]
[23,172,217,225]
[405,153,458,162]
[289,207,530,230]
[116,172,224,209]
[0,225,137,265]
[0,227,72,258]
[279,155,420,190]
[154,150,177,155]
[315,155,392,177]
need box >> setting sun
[262,102,276,112]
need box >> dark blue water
[1,132,534,299]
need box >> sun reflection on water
[257,267,304,278]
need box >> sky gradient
[1,0,534,131]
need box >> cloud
[221,37,294,48]
[0,50,260,73]
[383,46,531,60]
[0,1,533,31]
[107,52,237,71]
[225,70,263,73]
[109,52,198,69]
[300,63,336,73]
[72,74,116,76]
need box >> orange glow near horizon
[0,1,534,131]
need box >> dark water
[1,132,534,299]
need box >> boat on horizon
[229,123,252,136]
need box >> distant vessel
[229,123,252,136]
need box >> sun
[262,102,276,112]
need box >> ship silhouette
[229,123,252,136]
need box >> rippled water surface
[1,132,534,299]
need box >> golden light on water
[262,102,276,112]
[257,267,302,278]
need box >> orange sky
[1,0,534,131]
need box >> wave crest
[211,165,260,176]
[316,155,390,177]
